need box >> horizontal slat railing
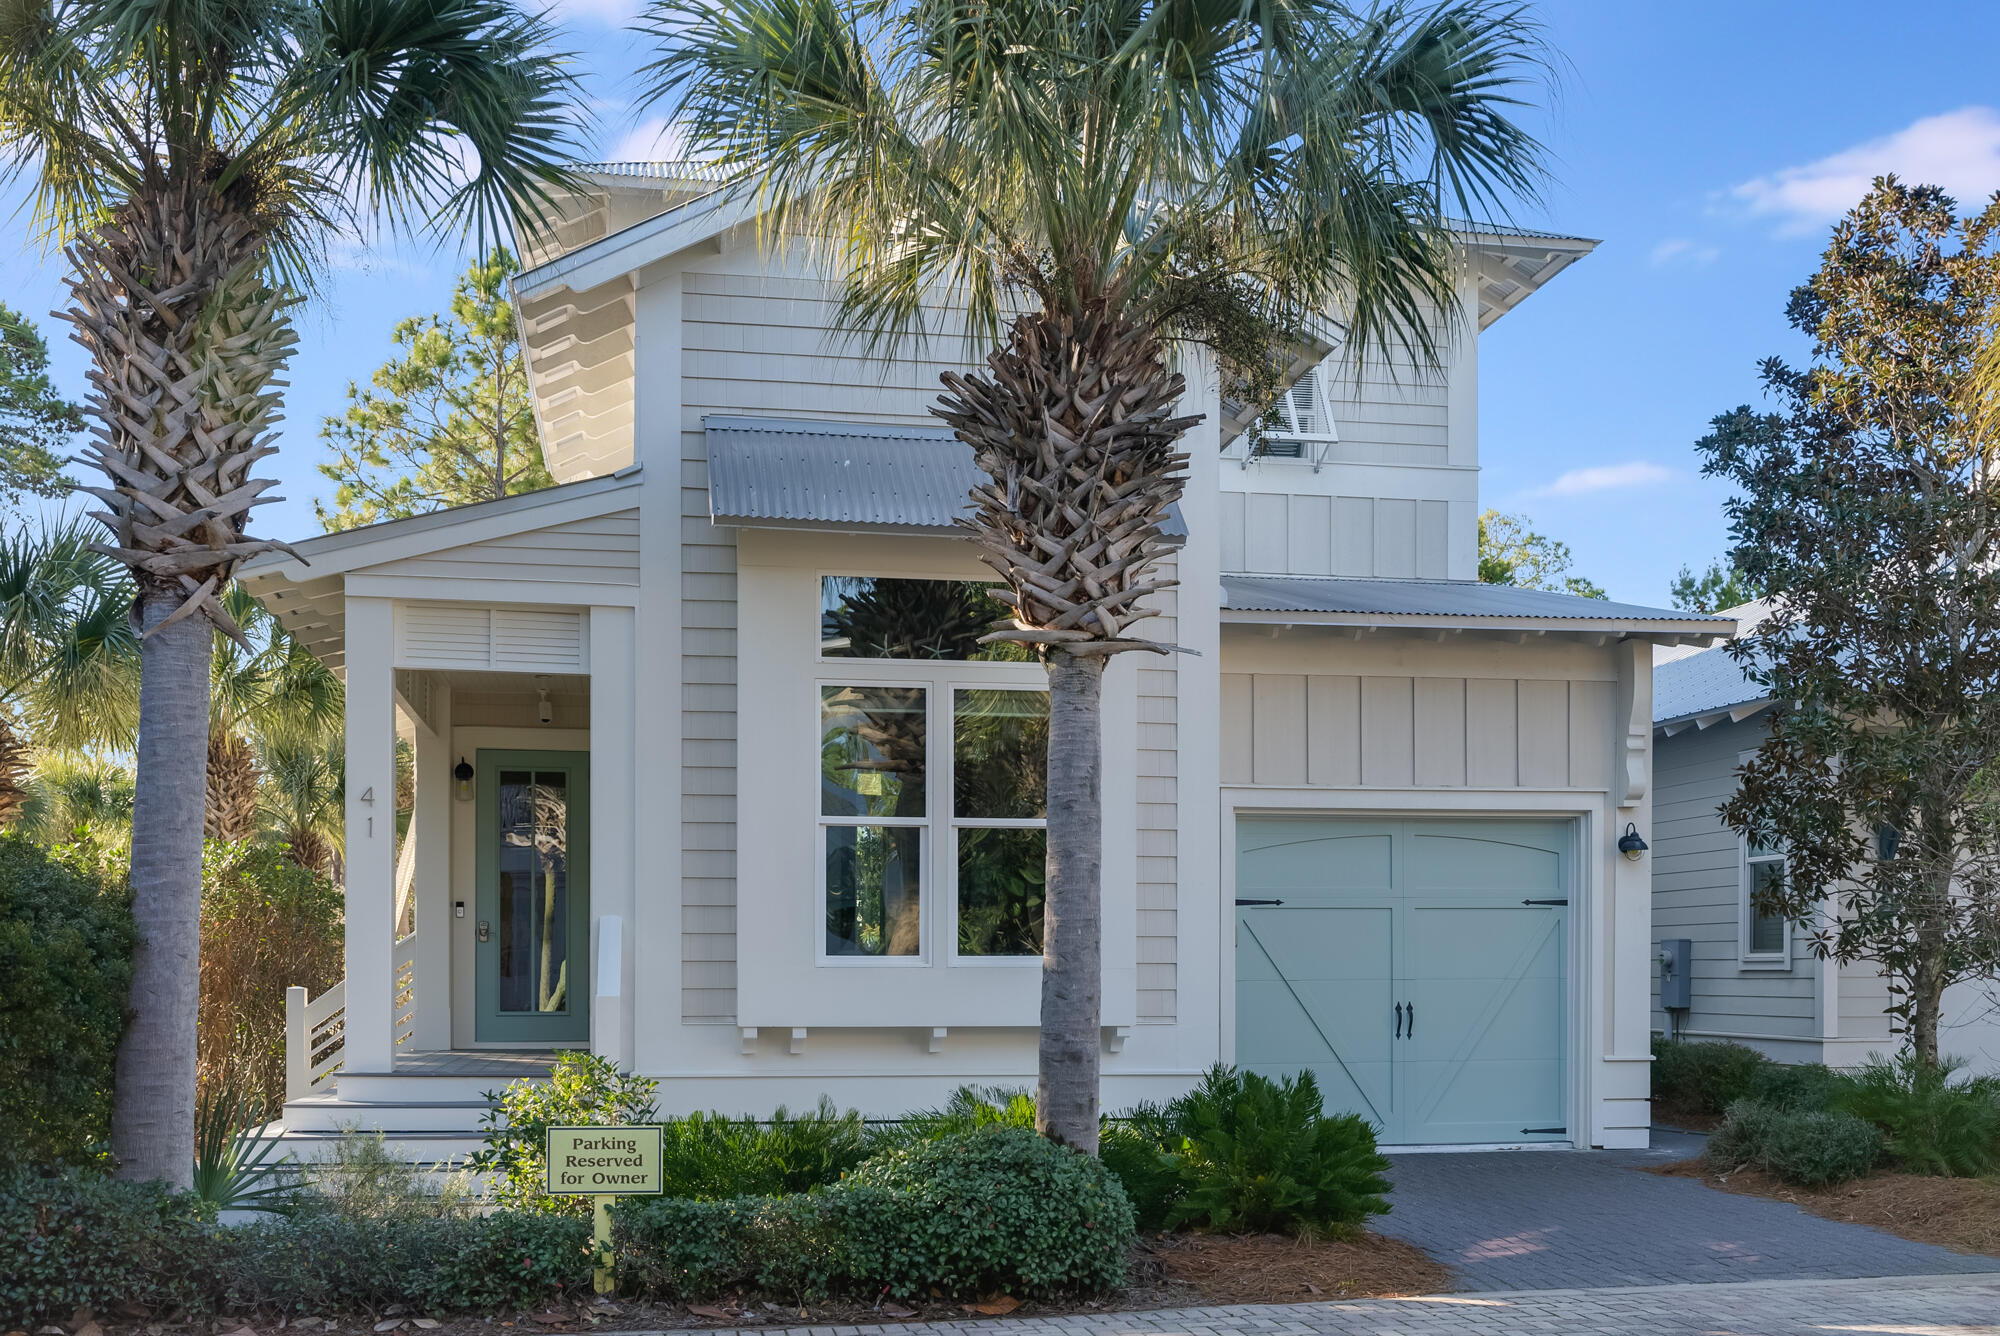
[286,978,347,1102]
[393,931,419,1049]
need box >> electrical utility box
[1659,938,1693,1011]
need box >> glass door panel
[476,750,589,1043]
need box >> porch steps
[271,1057,558,1164]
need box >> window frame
[1739,838,1792,970]
[812,572,1049,969]
[946,684,1049,967]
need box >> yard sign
[545,1125,664,1293]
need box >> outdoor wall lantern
[454,756,475,802]
[1618,823,1649,861]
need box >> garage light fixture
[1618,823,1649,861]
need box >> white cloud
[1731,106,2000,237]
[1648,237,1719,268]
[603,116,690,165]
[1531,461,1674,498]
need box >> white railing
[393,930,420,1050]
[284,928,420,1103]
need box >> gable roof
[1652,600,1774,732]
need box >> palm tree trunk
[1038,650,1103,1152]
[205,731,260,843]
[0,716,28,828]
[112,586,211,1187]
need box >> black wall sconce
[1618,822,1649,861]
[454,756,475,802]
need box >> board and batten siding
[1219,660,1614,791]
[1219,492,1453,580]
[674,258,991,1024]
[367,511,641,586]
[1647,716,1818,1041]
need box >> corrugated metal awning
[706,416,1186,539]
[1223,573,1731,637]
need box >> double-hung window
[1742,838,1790,967]
[819,576,1047,964]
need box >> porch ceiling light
[1618,823,1649,861]
[454,756,475,802]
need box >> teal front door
[476,750,590,1044]
[1236,818,1569,1145]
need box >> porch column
[410,680,453,1052]
[344,596,398,1072]
[590,605,637,1068]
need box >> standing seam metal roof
[1222,574,1730,625]
[705,416,1186,538]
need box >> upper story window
[821,576,1030,662]
[1742,838,1790,967]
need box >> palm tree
[0,519,140,822]
[207,587,344,844]
[643,0,1551,1149]
[0,0,583,1186]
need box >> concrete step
[269,1126,488,1168]
[282,1093,495,1135]
[336,1071,541,1103]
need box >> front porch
[237,477,649,1151]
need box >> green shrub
[468,1052,659,1214]
[835,1127,1133,1299]
[1097,1120,1182,1231]
[659,1098,870,1198]
[1140,1066,1389,1237]
[295,1131,476,1220]
[1651,1037,1768,1117]
[1833,1053,2000,1178]
[1708,1100,1882,1187]
[615,1195,839,1304]
[0,1168,219,1327]
[0,836,132,1167]
[1747,1062,1849,1113]
[872,1085,1036,1151]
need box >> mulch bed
[1653,1157,2000,1257]
[27,1233,1454,1336]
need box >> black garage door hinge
[1522,898,1569,906]
[1521,1127,1566,1135]
[1235,898,1285,906]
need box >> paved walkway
[633,1274,2000,1336]
[1374,1129,2000,1290]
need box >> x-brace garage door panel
[1237,907,1396,1133]
[1236,818,1569,1145]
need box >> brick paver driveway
[1374,1128,2000,1290]
[636,1274,2000,1336]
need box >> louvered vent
[396,604,587,672]
[1287,374,1323,435]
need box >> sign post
[545,1125,665,1294]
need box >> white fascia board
[1653,695,1775,736]
[514,188,761,302]
[238,469,643,587]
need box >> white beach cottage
[244,165,1730,1161]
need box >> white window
[817,577,1047,964]
[1741,838,1791,967]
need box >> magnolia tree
[1701,178,2000,1064]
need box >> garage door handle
[1394,1002,1404,1038]
[1406,1002,1414,1038]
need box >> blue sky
[7,1,2000,605]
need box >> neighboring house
[1650,606,2000,1072]
[244,164,1730,1160]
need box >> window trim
[946,684,1049,967]
[1739,838,1792,970]
[817,678,934,967]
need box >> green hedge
[1651,1037,1766,1118]
[1,1169,218,1326]
[616,1127,1134,1302]
[1707,1100,1882,1187]
[0,837,132,1167]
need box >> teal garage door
[1235,818,1569,1145]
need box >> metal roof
[706,416,1186,539]
[1652,641,1769,726]
[1222,574,1731,633]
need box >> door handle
[1406,1002,1414,1038]
[477,919,491,943]
[1394,1002,1404,1039]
